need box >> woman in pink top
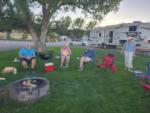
[60,42,72,68]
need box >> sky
[33,0,150,27]
[100,0,150,26]
[56,0,150,27]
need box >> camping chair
[96,54,117,73]
[139,62,150,97]
[140,76,150,98]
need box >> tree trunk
[39,15,49,51]
[27,23,39,49]
[26,15,49,51]
[31,31,39,49]
[39,26,47,51]
[22,32,28,40]
[6,31,11,39]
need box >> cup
[13,68,17,74]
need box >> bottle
[77,57,79,60]
[13,68,17,74]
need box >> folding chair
[140,76,150,98]
[96,54,117,73]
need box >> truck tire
[113,45,117,49]
[97,44,101,48]
[103,44,107,49]
[82,43,86,46]
[69,43,73,46]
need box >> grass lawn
[0,47,150,113]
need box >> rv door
[109,31,113,43]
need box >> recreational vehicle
[90,21,150,48]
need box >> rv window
[129,26,137,31]
[109,31,113,37]
[99,33,101,37]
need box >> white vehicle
[80,35,104,47]
[59,35,71,41]
[81,39,103,47]
[69,39,82,46]
[69,39,98,46]
[90,21,150,48]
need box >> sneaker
[62,65,68,69]
[13,58,20,63]
[128,68,133,72]
[78,68,83,71]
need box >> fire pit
[9,77,49,102]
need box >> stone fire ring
[9,77,49,102]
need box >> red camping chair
[96,54,117,73]
[140,76,150,98]
[141,76,150,90]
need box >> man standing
[19,43,36,72]
[122,35,136,72]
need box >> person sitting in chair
[79,45,96,71]
[60,42,72,68]
[19,43,36,71]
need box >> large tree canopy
[1,0,122,50]
[0,0,28,39]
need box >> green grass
[0,47,150,113]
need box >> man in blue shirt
[79,45,96,71]
[19,44,36,71]
[122,36,136,72]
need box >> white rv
[90,21,150,48]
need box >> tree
[86,20,97,31]
[4,0,122,51]
[49,16,72,36]
[70,17,85,39]
[86,20,97,36]
[72,17,85,30]
[0,0,15,39]
[0,0,28,39]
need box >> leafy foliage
[0,0,122,49]
[0,0,28,39]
